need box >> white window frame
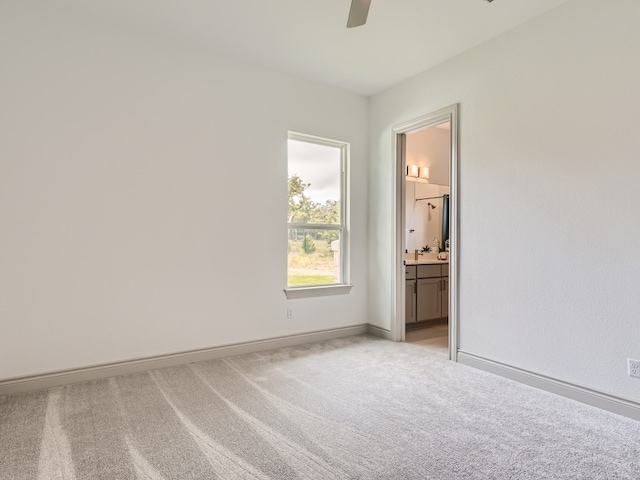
[284,132,352,299]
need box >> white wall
[369,0,640,401]
[0,1,368,380]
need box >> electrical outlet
[628,359,640,378]
[287,307,294,319]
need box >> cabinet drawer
[417,264,441,278]
[405,265,416,280]
[442,263,449,277]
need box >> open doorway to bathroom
[404,124,450,353]
[392,105,458,360]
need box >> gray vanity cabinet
[417,278,442,322]
[406,280,416,323]
[405,266,417,323]
[406,263,448,324]
[441,265,449,318]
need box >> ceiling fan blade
[347,0,371,28]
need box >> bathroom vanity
[405,258,448,324]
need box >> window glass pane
[287,228,341,286]
[288,139,341,225]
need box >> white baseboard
[0,324,369,396]
[457,351,640,422]
[367,324,394,340]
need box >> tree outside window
[287,134,348,287]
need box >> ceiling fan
[346,0,371,28]
[347,0,494,28]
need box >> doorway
[392,105,459,361]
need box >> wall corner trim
[0,324,370,396]
[457,351,640,422]
[367,325,394,340]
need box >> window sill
[284,284,353,299]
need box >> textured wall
[0,2,369,379]
[369,0,640,401]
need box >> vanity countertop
[404,256,449,266]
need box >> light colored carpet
[1,335,639,479]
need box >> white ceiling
[51,0,570,96]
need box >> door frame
[391,104,459,361]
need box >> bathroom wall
[405,124,450,186]
[404,124,450,254]
[405,183,450,254]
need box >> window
[286,132,351,297]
